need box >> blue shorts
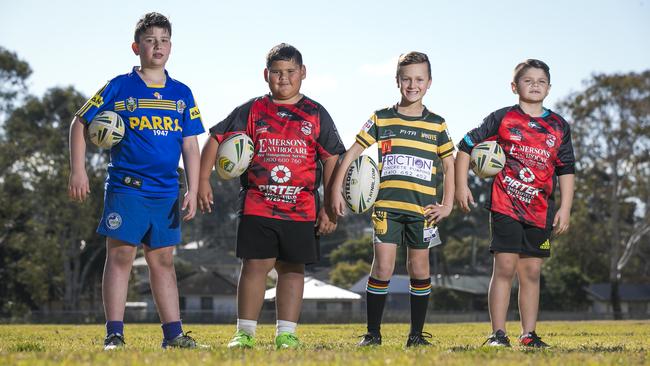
[97,191,181,248]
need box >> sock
[409,277,432,335]
[276,320,297,336]
[366,276,390,334]
[106,320,124,336]
[162,321,183,341]
[237,318,258,336]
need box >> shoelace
[411,331,433,340]
[481,332,508,346]
[106,334,126,345]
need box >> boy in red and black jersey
[456,59,575,348]
[198,43,345,349]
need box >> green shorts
[372,209,441,249]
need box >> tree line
[1,47,648,320]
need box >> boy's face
[396,63,432,104]
[132,26,171,69]
[264,60,306,103]
[512,68,550,103]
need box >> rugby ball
[343,155,380,214]
[215,133,255,179]
[470,141,505,178]
[88,111,125,149]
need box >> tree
[330,260,370,288]
[1,85,108,314]
[556,71,650,319]
[0,46,31,115]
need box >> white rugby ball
[215,133,255,179]
[88,111,125,149]
[343,155,380,214]
[470,140,506,178]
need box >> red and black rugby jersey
[457,105,575,229]
[210,95,345,221]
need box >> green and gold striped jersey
[355,106,454,218]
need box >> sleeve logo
[189,106,201,120]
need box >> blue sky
[2,0,649,148]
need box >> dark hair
[513,59,550,83]
[396,51,431,79]
[266,43,303,69]
[134,12,172,43]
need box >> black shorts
[489,212,551,258]
[236,215,319,264]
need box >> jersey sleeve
[554,119,576,175]
[457,107,509,154]
[181,89,205,137]
[208,99,255,143]
[316,106,346,159]
[355,113,378,148]
[75,80,119,124]
[437,121,455,158]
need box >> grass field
[0,321,648,365]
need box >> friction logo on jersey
[271,165,292,183]
[106,213,122,230]
[126,97,137,112]
[381,154,433,181]
[176,99,186,113]
[519,167,535,183]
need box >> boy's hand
[68,170,90,202]
[198,179,214,214]
[553,207,571,235]
[316,207,337,235]
[329,188,346,218]
[455,184,475,213]
[182,191,197,221]
[424,203,452,224]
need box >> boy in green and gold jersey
[329,51,455,347]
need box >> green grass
[0,321,648,365]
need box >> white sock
[236,319,257,336]
[276,320,297,336]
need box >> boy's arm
[553,173,575,235]
[328,142,365,218]
[198,137,219,214]
[316,154,340,234]
[68,116,90,202]
[454,151,475,213]
[182,135,201,221]
[425,155,455,224]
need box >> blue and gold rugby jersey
[355,106,454,218]
[76,67,205,197]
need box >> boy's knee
[275,261,304,275]
[145,250,175,270]
[372,262,394,280]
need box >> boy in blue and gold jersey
[68,12,204,350]
[330,52,455,347]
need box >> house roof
[585,283,650,301]
[349,274,491,295]
[177,269,237,296]
[265,277,361,301]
